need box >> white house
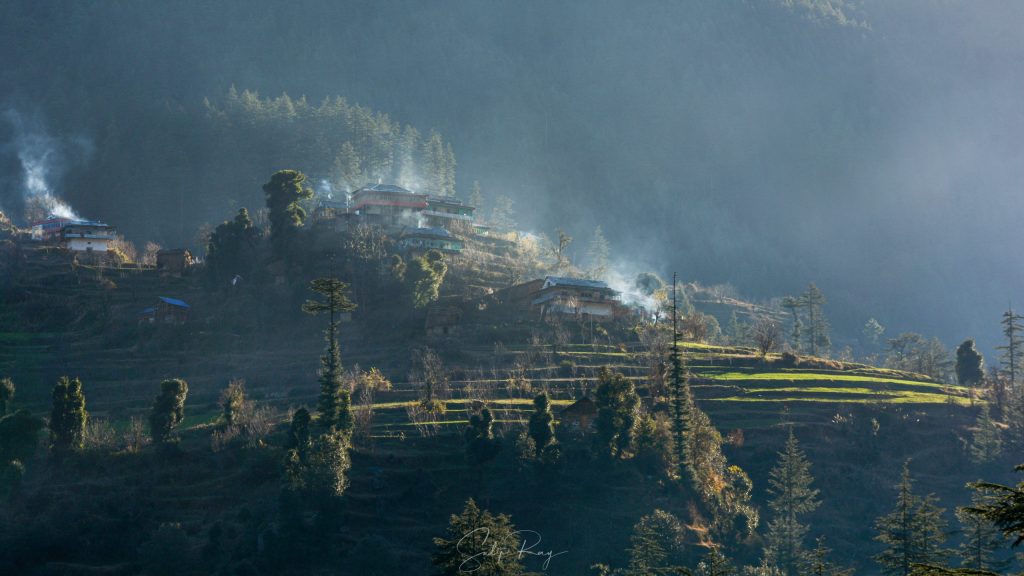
[59,220,116,252]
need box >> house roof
[33,217,110,229]
[356,183,414,194]
[402,227,454,239]
[426,195,470,207]
[158,296,190,309]
[561,397,597,417]
[544,276,611,290]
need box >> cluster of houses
[314,183,483,255]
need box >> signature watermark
[457,528,568,572]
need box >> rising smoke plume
[1,108,91,223]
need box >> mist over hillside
[2,0,1023,353]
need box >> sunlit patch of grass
[707,392,970,405]
[363,398,575,411]
[706,371,964,391]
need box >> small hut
[139,296,190,325]
[156,249,194,276]
[559,397,597,432]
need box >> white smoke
[3,109,91,222]
[604,265,662,316]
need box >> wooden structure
[532,276,626,321]
[398,227,464,254]
[139,296,190,325]
[156,249,194,276]
[559,397,597,432]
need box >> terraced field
[297,341,973,435]
[1,249,969,434]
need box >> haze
[2,0,1022,352]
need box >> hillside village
[2,170,1021,575]
[7,181,653,338]
[5,3,1024,575]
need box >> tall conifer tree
[49,376,87,455]
[765,429,821,576]
[874,462,951,576]
[997,306,1024,387]
[303,277,358,432]
[802,284,830,357]
[956,490,1010,572]
[528,392,555,457]
[669,273,691,483]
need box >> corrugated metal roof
[357,183,414,194]
[402,227,453,239]
[544,276,610,289]
[32,217,110,228]
[158,296,190,308]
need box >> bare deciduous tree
[752,318,782,358]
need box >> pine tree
[528,392,555,457]
[956,489,1010,572]
[955,340,985,391]
[443,142,457,197]
[465,407,501,468]
[204,207,258,287]
[966,466,1024,548]
[263,169,314,257]
[424,131,447,196]
[698,548,737,576]
[302,277,358,432]
[807,537,852,576]
[432,499,524,576]
[286,407,312,453]
[397,125,420,186]
[593,368,640,459]
[0,377,13,416]
[997,307,1024,387]
[302,431,351,502]
[764,429,821,576]
[283,430,351,503]
[49,376,87,455]
[685,400,759,542]
[874,461,951,576]
[669,273,691,484]
[968,403,1002,464]
[149,379,188,444]
[406,250,448,309]
[627,509,685,573]
[802,284,830,357]
[1006,385,1024,449]
[333,141,363,191]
